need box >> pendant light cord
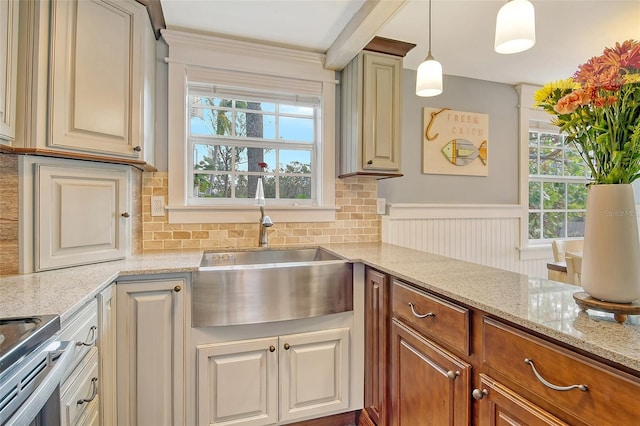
[427,0,434,59]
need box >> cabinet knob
[367,160,373,165]
[174,285,182,292]
[284,343,290,350]
[446,370,460,380]
[133,145,142,152]
[472,388,488,400]
[269,345,276,352]
[121,212,130,218]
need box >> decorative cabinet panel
[0,0,18,143]
[196,327,350,426]
[340,51,402,178]
[196,337,279,426]
[362,267,389,425]
[389,320,471,426]
[34,159,130,271]
[16,0,155,165]
[116,277,186,426]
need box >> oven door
[0,339,74,426]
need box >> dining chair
[565,251,583,286]
[551,239,584,262]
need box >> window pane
[235,111,276,139]
[234,175,249,198]
[236,100,276,112]
[567,212,585,237]
[543,182,565,210]
[279,116,314,142]
[194,144,233,171]
[564,148,586,177]
[191,109,233,136]
[280,176,311,199]
[280,104,314,116]
[528,212,541,239]
[193,174,231,198]
[540,133,562,147]
[528,146,538,174]
[567,183,587,209]
[539,148,562,175]
[543,212,565,239]
[279,150,311,173]
[529,181,541,209]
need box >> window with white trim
[527,120,589,241]
[188,84,319,205]
[163,30,338,224]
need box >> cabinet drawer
[392,280,469,355]
[61,347,99,426]
[482,317,640,425]
[60,298,98,376]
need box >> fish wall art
[422,107,489,176]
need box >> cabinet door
[116,278,185,426]
[48,0,147,158]
[35,162,130,271]
[363,268,389,425]
[362,52,401,171]
[475,374,569,426]
[390,320,471,426]
[0,0,18,142]
[279,328,350,423]
[98,284,117,426]
[196,337,278,426]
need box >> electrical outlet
[151,196,165,217]
[376,198,386,215]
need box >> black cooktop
[0,315,60,375]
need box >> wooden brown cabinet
[389,320,471,426]
[361,274,640,425]
[362,268,390,425]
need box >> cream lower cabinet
[116,276,186,426]
[98,284,117,426]
[196,328,350,426]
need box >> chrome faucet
[259,206,273,247]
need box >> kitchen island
[1,242,638,374]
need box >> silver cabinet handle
[76,326,97,347]
[472,388,488,400]
[408,302,435,318]
[524,359,588,392]
[77,377,98,405]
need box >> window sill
[517,243,553,261]
[166,205,339,224]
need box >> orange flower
[553,90,591,114]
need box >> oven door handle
[4,340,75,426]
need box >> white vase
[581,184,640,303]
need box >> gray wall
[378,69,520,205]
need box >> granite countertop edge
[1,243,638,373]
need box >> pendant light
[494,0,536,54]
[415,0,442,97]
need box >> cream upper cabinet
[340,50,402,178]
[0,0,18,143]
[32,158,131,271]
[16,0,155,165]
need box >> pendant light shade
[415,0,442,97]
[494,0,536,54]
[416,53,443,97]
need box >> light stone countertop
[1,243,638,373]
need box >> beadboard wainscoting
[381,204,552,279]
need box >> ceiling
[159,0,640,86]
